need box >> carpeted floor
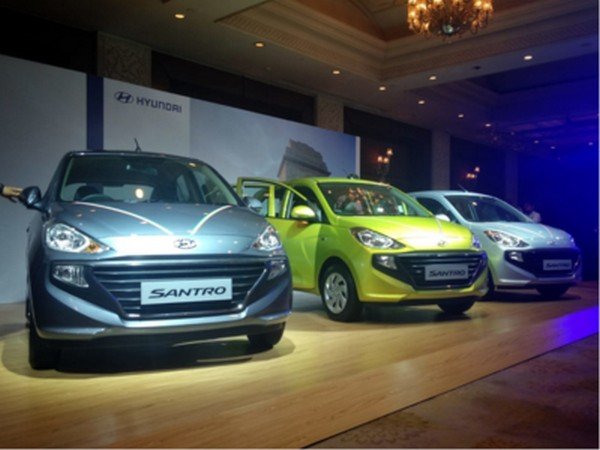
[311,334,599,448]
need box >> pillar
[315,95,344,132]
[431,130,451,189]
[97,32,151,87]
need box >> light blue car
[1,150,292,369]
[410,190,581,299]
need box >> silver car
[410,191,581,298]
[1,151,292,369]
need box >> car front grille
[504,248,580,278]
[374,252,487,290]
[91,256,267,319]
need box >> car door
[237,178,322,290]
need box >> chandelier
[407,0,494,38]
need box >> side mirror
[291,205,317,221]
[435,213,451,222]
[243,196,263,214]
[19,186,44,211]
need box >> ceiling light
[174,13,185,20]
[332,69,341,75]
[485,123,492,128]
[429,75,437,81]
[407,0,494,38]
[418,99,426,105]
[534,140,540,144]
[523,54,533,61]
[589,142,594,146]
[378,85,387,92]
[550,145,556,150]
[254,42,265,48]
[458,113,465,119]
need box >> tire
[438,298,475,315]
[248,324,285,350]
[483,270,496,300]
[536,284,571,299]
[29,325,60,370]
[320,263,363,322]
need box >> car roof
[65,149,203,163]
[290,177,389,187]
[410,190,495,198]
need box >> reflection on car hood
[50,202,267,255]
[337,216,473,250]
[470,222,575,247]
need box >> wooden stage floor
[0,282,597,447]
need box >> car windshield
[319,182,430,217]
[58,154,239,206]
[446,195,529,223]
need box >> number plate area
[543,259,573,271]
[141,278,232,305]
[425,264,469,281]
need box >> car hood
[336,216,474,250]
[50,202,268,255]
[469,221,576,248]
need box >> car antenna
[134,138,142,152]
[457,184,469,192]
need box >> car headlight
[252,225,282,252]
[472,234,482,249]
[351,228,404,249]
[484,230,529,248]
[45,223,108,253]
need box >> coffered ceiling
[1,0,598,153]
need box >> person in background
[523,201,542,223]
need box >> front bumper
[29,255,292,344]
[491,247,582,289]
[347,250,488,303]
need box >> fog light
[268,259,287,280]
[375,255,397,270]
[52,264,88,288]
[508,251,524,263]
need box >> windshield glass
[446,195,529,223]
[58,154,239,206]
[319,182,430,217]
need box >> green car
[237,177,488,321]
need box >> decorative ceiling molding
[383,17,598,79]
[219,0,598,84]
[218,0,385,80]
[415,80,499,109]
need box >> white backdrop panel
[0,55,86,303]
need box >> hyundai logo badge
[437,239,447,247]
[114,91,134,104]
[174,238,197,250]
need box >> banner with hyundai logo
[104,80,190,156]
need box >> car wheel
[320,263,363,322]
[29,325,60,370]
[438,298,475,315]
[248,324,285,350]
[25,299,32,325]
[536,284,571,299]
[482,269,496,300]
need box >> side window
[238,183,287,218]
[175,174,191,203]
[416,197,457,222]
[273,186,287,218]
[239,185,269,217]
[294,186,324,222]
